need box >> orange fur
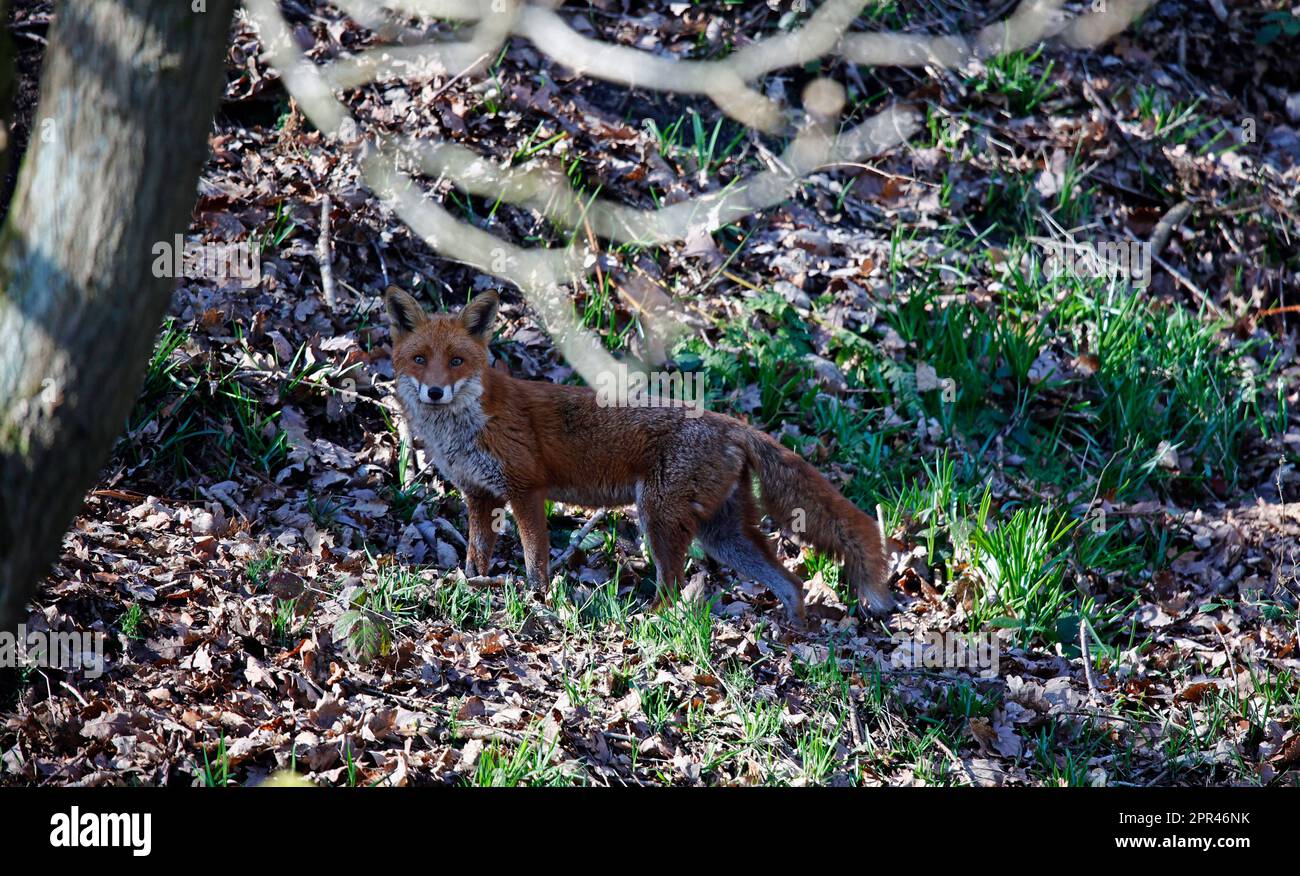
[384,287,895,624]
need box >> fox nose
[422,384,445,403]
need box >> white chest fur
[396,376,508,498]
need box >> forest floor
[3,0,1300,786]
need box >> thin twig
[464,574,510,588]
[1256,304,1300,318]
[1212,622,1244,703]
[931,736,980,785]
[431,51,491,103]
[318,194,336,309]
[1149,199,1192,257]
[1121,225,1224,318]
[554,509,609,569]
[1080,620,1100,702]
[59,681,90,707]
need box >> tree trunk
[0,0,13,185]
[0,0,236,633]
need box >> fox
[384,285,895,626]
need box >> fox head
[384,286,499,407]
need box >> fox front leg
[465,493,503,578]
[508,490,551,590]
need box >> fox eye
[413,355,426,366]
[449,356,464,367]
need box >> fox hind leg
[635,481,698,611]
[636,431,752,613]
[697,485,807,626]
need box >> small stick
[435,51,491,102]
[59,681,90,707]
[464,575,510,588]
[1122,226,1224,318]
[1148,200,1191,257]
[1212,622,1243,703]
[1079,620,1100,701]
[553,509,609,569]
[396,418,419,488]
[931,736,980,785]
[847,703,865,751]
[453,724,525,745]
[318,194,337,309]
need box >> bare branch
[245,0,1151,390]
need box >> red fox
[384,286,895,625]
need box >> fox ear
[384,286,425,339]
[458,290,499,342]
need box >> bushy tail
[740,427,895,614]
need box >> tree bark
[0,0,13,184]
[0,0,236,633]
